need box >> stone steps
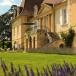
[43,32,64,48]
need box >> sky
[0,0,22,15]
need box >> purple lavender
[43,67,48,76]
[36,67,41,76]
[1,59,8,76]
[14,69,20,76]
[24,65,29,76]
[10,62,14,74]
[30,68,34,76]
[1,60,76,76]
[18,64,23,76]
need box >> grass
[0,52,76,75]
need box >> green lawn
[0,52,76,75]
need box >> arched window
[26,39,28,49]
[29,36,32,48]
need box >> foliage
[1,59,76,76]
[0,41,11,49]
[0,41,2,48]
[0,5,16,49]
[0,17,6,34]
[4,41,10,48]
[61,28,75,47]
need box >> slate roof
[20,0,43,16]
[20,0,64,16]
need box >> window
[44,16,48,31]
[62,8,67,25]
[55,9,60,25]
[60,7,67,26]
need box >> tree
[0,5,17,49]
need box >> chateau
[12,0,76,50]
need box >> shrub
[61,28,75,48]
[0,41,3,48]
[0,40,12,49]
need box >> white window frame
[60,7,67,26]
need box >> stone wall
[37,30,49,48]
[12,16,27,49]
[26,48,76,55]
[72,34,76,48]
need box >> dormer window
[34,5,38,17]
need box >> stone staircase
[43,32,64,48]
[47,32,60,43]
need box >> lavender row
[0,59,76,76]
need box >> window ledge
[61,24,68,27]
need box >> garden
[0,52,76,76]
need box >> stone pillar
[37,19,40,29]
[48,14,51,32]
[51,13,55,32]
[42,17,45,30]
[12,28,15,48]
[67,0,71,26]
[40,18,42,29]
[42,18,44,30]
[42,17,43,30]
[35,36,37,48]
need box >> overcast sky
[0,0,22,15]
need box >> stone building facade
[12,0,76,49]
